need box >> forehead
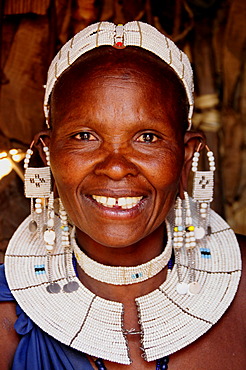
[51,46,188,131]
[52,46,186,96]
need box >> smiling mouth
[91,195,143,209]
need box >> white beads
[44,230,56,243]
[184,192,196,250]
[192,148,216,173]
[191,151,200,172]
[194,226,205,239]
[43,146,50,166]
[44,21,194,130]
[4,205,242,365]
[46,243,54,251]
[72,221,173,285]
[115,24,124,45]
[176,281,189,294]
[44,192,55,252]
[47,218,54,228]
[24,144,50,168]
[59,200,70,249]
[34,198,43,214]
[173,197,184,250]
[192,146,215,211]
[24,149,33,169]
[207,150,216,171]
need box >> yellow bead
[75,252,81,261]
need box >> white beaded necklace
[71,221,172,285]
[5,205,241,365]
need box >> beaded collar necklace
[5,206,241,365]
[71,221,172,285]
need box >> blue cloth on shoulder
[0,265,93,370]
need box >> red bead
[113,42,126,49]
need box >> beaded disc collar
[5,206,241,365]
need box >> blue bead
[160,364,168,370]
[95,359,107,370]
[163,356,169,364]
[156,357,169,370]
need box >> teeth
[118,197,126,207]
[100,196,107,204]
[107,197,116,207]
[92,195,142,209]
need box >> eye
[136,133,159,143]
[74,132,97,141]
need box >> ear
[33,130,51,166]
[179,130,206,199]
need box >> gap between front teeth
[92,195,143,209]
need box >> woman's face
[49,52,186,248]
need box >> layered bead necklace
[5,207,242,365]
[72,222,173,368]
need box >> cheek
[140,150,184,193]
[49,143,84,192]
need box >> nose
[94,153,139,180]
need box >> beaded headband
[43,21,194,129]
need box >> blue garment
[0,265,93,370]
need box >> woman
[0,22,245,369]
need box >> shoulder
[0,303,20,369]
[236,233,246,282]
[229,234,246,327]
[0,266,20,368]
[236,233,246,250]
[236,234,246,292]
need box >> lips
[91,195,143,209]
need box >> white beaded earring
[184,192,201,295]
[174,193,201,295]
[24,139,51,234]
[24,139,61,293]
[192,143,215,239]
[173,196,185,293]
[59,199,79,293]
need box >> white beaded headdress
[43,21,194,129]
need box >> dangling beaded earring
[24,139,61,293]
[184,191,201,295]
[45,191,62,294]
[24,139,51,234]
[59,199,79,293]
[173,196,186,294]
[174,193,201,295]
[192,143,215,239]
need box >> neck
[77,263,168,301]
[74,221,169,303]
[75,222,167,267]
